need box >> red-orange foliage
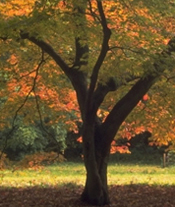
[16,152,65,170]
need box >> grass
[108,163,175,185]
[2,161,175,207]
[1,161,175,188]
[0,162,85,187]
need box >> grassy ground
[1,161,175,187]
[1,161,175,206]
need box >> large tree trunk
[81,150,110,205]
[81,122,111,206]
[81,159,109,206]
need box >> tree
[0,0,175,205]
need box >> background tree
[0,0,175,205]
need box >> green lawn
[1,161,175,187]
[108,163,175,185]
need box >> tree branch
[0,50,45,160]
[20,32,88,117]
[101,36,175,143]
[92,78,118,113]
[12,50,45,127]
[20,32,70,74]
[109,45,142,54]
[33,89,62,153]
[85,0,111,118]
[87,0,101,23]
[92,74,140,115]
[73,1,89,68]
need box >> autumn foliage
[1,0,175,205]
[16,152,65,170]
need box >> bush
[167,150,175,166]
[0,117,68,160]
[9,125,47,154]
[0,152,11,170]
[45,123,67,153]
[16,151,66,170]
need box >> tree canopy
[1,0,175,205]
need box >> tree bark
[81,121,111,206]
[81,159,110,206]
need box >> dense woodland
[0,0,175,205]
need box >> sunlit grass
[0,162,86,187]
[108,163,175,185]
[54,162,175,186]
[1,162,175,188]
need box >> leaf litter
[0,184,175,207]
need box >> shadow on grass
[1,183,175,207]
